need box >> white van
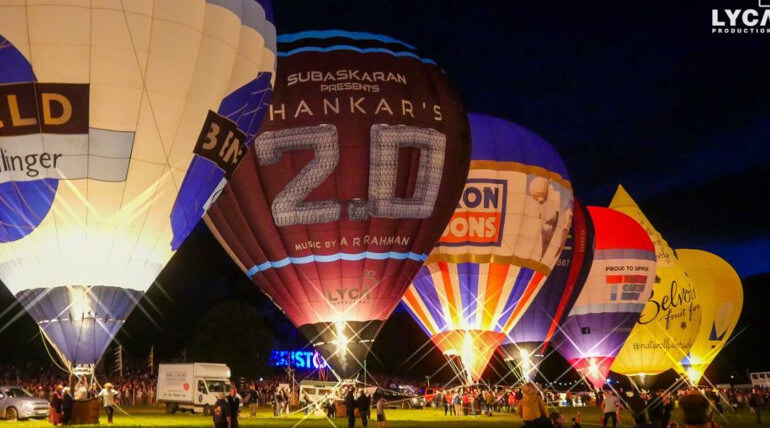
[299,380,338,406]
[298,380,377,409]
[157,363,231,416]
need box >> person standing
[273,387,283,417]
[601,388,621,428]
[357,390,370,427]
[49,385,63,426]
[516,382,548,427]
[136,387,144,406]
[750,388,765,425]
[246,384,258,418]
[507,390,516,413]
[281,387,290,417]
[61,387,73,426]
[74,382,88,401]
[227,386,241,428]
[627,391,648,425]
[376,395,387,428]
[212,392,230,428]
[437,390,446,415]
[326,396,337,419]
[485,389,495,416]
[662,392,673,428]
[647,390,666,428]
[453,390,462,416]
[302,391,312,415]
[345,388,357,428]
[98,383,120,425]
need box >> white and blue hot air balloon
[0,0,276,375]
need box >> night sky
[271,0,770,278]
[1,0,769,384]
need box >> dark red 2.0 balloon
[206,30,470,378]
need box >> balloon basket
[70,398,100,425]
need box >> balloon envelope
[0,0,276,369]
[610,186,703,377]
[501,199,594,378]
[402,114,574,382]
[675,249,743,384]
[205,30,471,378]
[556,206,656,389]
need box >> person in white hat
[98,382,120,424]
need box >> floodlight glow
[68,287,90,320]
[461,331,475,382]
[335,321,350,354]
[588,358,600,376]
[686,367,702,384]
[519,349,535,381]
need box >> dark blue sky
[275,0,770,277]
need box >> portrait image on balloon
[402,114,574,384]
[500,198,593,382]
[0,0,276,378]
[205,30,471,379]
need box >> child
[572,411,582,428]
[376,396,387,427]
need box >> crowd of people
[0,362,157,406]
[4,362,770,428]
[404,381,768,428]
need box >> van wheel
[401,401,412,410]
[165,403,178,414]
[203,404,211,416]
[6,407,18,421]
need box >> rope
[40,330,71,374]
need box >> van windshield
[207,381,226,393]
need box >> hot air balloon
[610,186,703,381]
[675,249,743,384]
[500,199,594,381]
[0,0,276,377]
[205,30,471,379]
[556,206,656,390]
[402,114,574,384]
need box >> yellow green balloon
[609,185,703,377]
[675,249,743,384]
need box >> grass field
[1,405,762,427]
